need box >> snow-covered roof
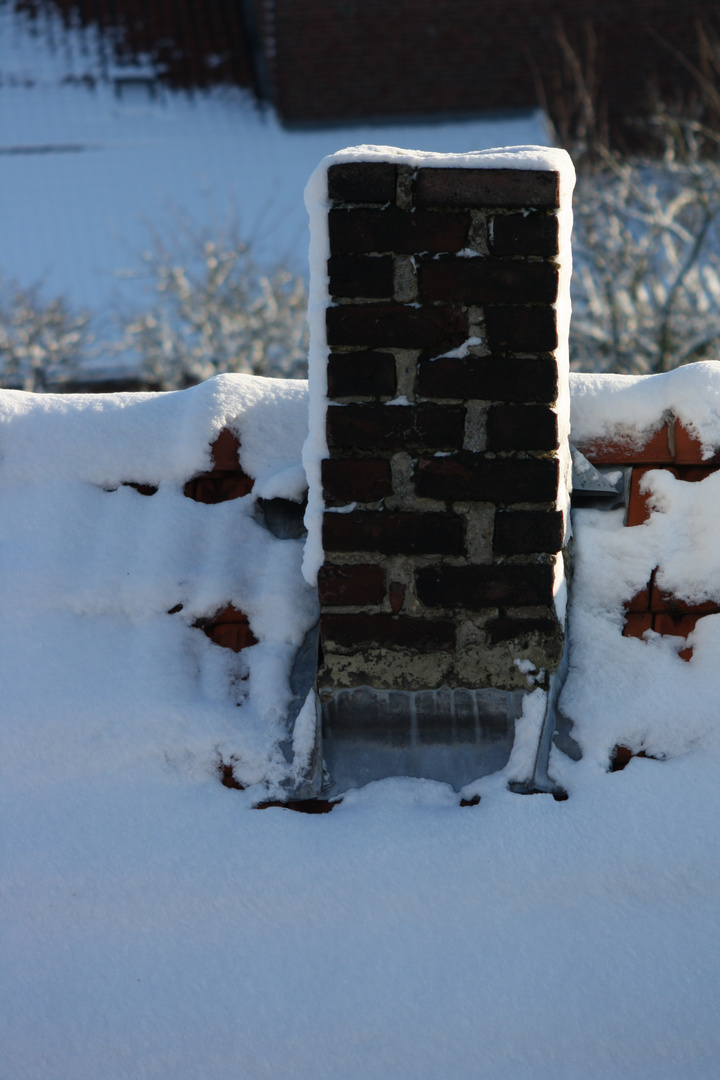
[3,367,720,1077]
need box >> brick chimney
[303,146,575,790]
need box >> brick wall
[311,150,573,787]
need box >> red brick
[678,466,719,482]
[651,590,720,615]
[626,466,678,527]
[654,613,702,638]
[485,306,558,353]
[485,615,559,644]
[622,612,653,638]
[674,421,720,465]
[625,464,716,528]
[318,563,386,606]
[679,646,694,662]
[208,623,258,652]
[493,509,564,554]
[327,352,396,398]
[624,585,651,612]
[185,428,254,503]
[417,355,558,403]
[186,472,254,503]
[219,760,244,790]
[188,476,216,503]
[610,745,664,769]
[211,428,241,471]
[415,454,558,504]
[209,604,255,625]
[122,482,158,496]
[326,403,465,450]
[322,458,393,503]
[323,510,464,555]
[389,581,406,614]
[486,404,558,452]
[419,258,558,305]
[328,255,394,299]
[215,475,255,501]
[578,423,673,465]
[321,613,455,652]
[328,162,397,204]
[611,745,635,770]
[329,207,470,254]
[195,605,258,652]
[326,303,467,350]
[416,563,555,609]
[415,168,560,210]
[490,213,559,256]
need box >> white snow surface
[571,362,720,455]
[0,375,317,795]
[563,362,720,766]
[3,372,720,1077]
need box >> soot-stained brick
[490,213,559,256]
[417,356,558,403]
[318,563,386,606]
[485,306,558,353]
[327,403,465,450]
[321,613,455,652]
[486,405,558,452]
[419,258,558,305]
[327,303,467,350]
[328,255,394,299]
[322,458,393,503]
[329,207,470,254]
[415,168,560,210]
[416,563,555,609]
[327,352,397,398]
[493,510,565,554]
[323,510,465,555]
[328,162,398,204]
[415,454,559,503]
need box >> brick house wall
[261,0,719,143]
[25,1,720,146]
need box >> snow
[5,742,720,1080]
[4,367,720,1080]
[562,363,720,767]
[505,687,547,781]
[0,375,318,794]
[571,362,720,455]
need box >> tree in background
[119,224,308,388]
[0,279,92,391]
[0,225,309,391]
[557,20,720,374]
[571,140,720,374]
